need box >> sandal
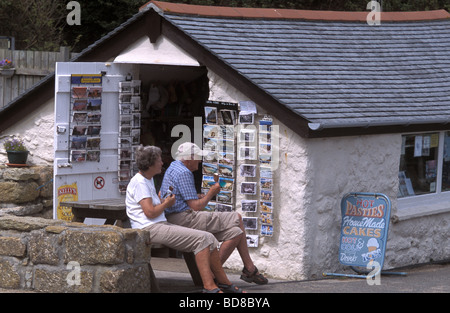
[217,283,246,293]
[240,266,268,285]
[202,288,222,293]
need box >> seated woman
[126,145,245,293]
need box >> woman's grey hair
[135,145,162,171]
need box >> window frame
[398,131,450,213]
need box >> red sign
[94,176,105,190]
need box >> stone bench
[0,215,152,293]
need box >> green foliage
[0,0,66,51]
[63,0,144,52]
[0,0,448,52]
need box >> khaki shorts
[166,210,243,242]
[144,222,219,255]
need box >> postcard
[261,225,273,237]
[240,164,256,177]
[203,125,220,138]
[202,163,218,176]
[72,87,87,99]
[87,99,102,111]
[240,182,257,195]
[239,146,256,160]
[203,150,218,163]
[260,201,273,213]
[243,217,258,230]
[71,136,87,149]
[241,200,257,212]
[205,106,218,124]
[73,100,88,111]
[219,177,234,191]
[220,125,234,140]
[216,203,233,212]
[71,150,86,163]
[72,126,87,136]
[87,137,101,149]
[218,152,235,165]
[204,202,216,212]
[221,110,236,125]
[260,178,273,190]
[261,189,272,201]
[202,175,216,189]
[218,164,233,178]
[217,191,233,204]
[260,212,273,225]
[87,151,101,162]
[239,112,254,124]
[246,235,259,248]
[240,128,256,143]
[73,113,87,124]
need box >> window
[399,132,450,198]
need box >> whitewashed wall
[209,69,450,280]
[0,98,54,165]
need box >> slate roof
[2,1,450,138]
[160,10,450,132]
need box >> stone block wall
[0,215,152,293]
[0,166,53,218]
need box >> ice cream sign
[338,193,391,269]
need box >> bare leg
[209,248,231,286]
[218,215,255,272]
[195,247,220,291]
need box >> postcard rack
[202,100,276,248]
[69,74,103,163]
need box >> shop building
[0,1,449,280]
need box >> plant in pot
[0,59,15,78]
[3,137,29,165]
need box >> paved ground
[152,257,450,293]
[1,257,447,293]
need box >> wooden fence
[0,47,77,108]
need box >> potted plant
[0,59,15,78]
[3,137,29,165]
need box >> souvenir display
[69,75,103,163]
[202,100,278,246]
[258,116,274,237]
[202,101,238,211]
[118,79,142,194]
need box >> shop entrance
[136,64,208,191]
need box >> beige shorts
[166,210,243,242]
[144,222,219,255]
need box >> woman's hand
[163,194,176,207]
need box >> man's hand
[209,183,221,196]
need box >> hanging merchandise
[258,116,274,237]
[69,74,103,163]
[202,101,238,212]
[118,79,142,194]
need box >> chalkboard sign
[338,193,391,269]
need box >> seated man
[160,142,268,285]
[126,145,245,293]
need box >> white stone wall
[208,70,311,279]
[208,69,450,281]
[0,99,54,165]
[302,134,402,278]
